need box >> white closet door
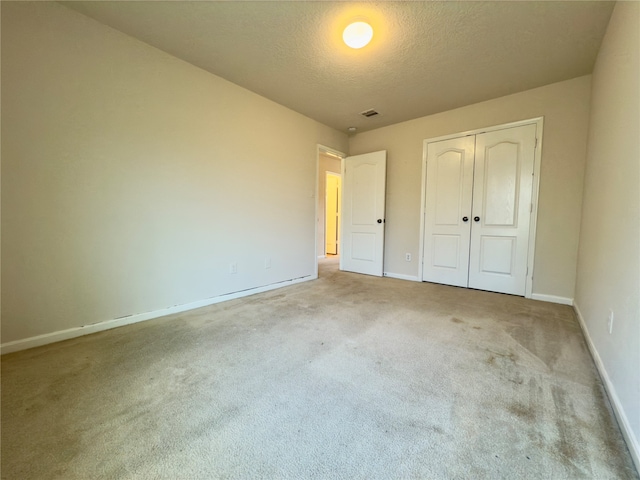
[341,151,387,276]
[468,124,536,295]
[422,136,475,287]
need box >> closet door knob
[377,219,382,224]
[474,216,480,222]
[462,216,469,222]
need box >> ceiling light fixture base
[343,21,373,49]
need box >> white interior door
[422,136,475,287]
[341,151,387,276]
[468,124,536,295]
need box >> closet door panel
[469,124,536,295]
[483,142,519,226]
[422,136,475,287]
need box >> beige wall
[349,76,591,300]
[1,2,347,344]
[316,153,342,257]
[575,2,640,463]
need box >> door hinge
[530,203,533,213]
[535,138,538,148]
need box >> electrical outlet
[265,257,271,269]
[229,262,237,274]
[607,310,614,334]
[405,253,412,262]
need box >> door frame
[417,117,544,298]
[315,144,346,279]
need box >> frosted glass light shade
[343,22,373,49]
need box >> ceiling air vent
[360,109,380,118]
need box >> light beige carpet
[2,257,638,479]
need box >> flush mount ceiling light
[343,21,373,49]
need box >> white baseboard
[1,275,316,355]
[574,302,640,472]
[530,293,574,305]
[383,272,420,282]
[317,255,326,259]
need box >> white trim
[419,117,545,145]
[418,116,544,300]
[383,272,420,282]
[316,144,346,278]
[339,153,346,272]
[526,118,544,298]
[574,302,640,472]
[417,139,429,283]
[317,145,346,161]
[0,275,315,355]
[317,255,326,259]
[530,293,573,306]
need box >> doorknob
[377,219,382,224]
[474,216,480,222]
[462,216,469,222]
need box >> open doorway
[316,146,345,277]
[325,172,341,256]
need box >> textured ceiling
[62,1,614,133]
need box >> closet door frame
[418,117,544,298]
